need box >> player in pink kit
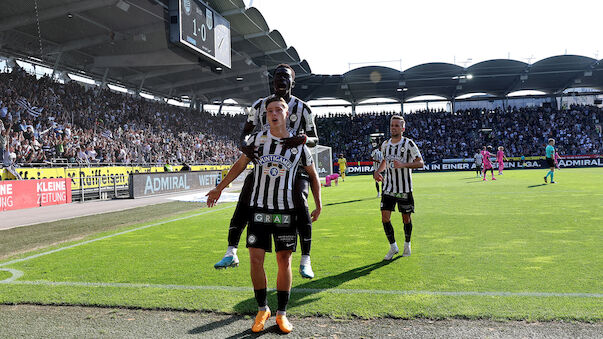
[481,146,496,181]
[324,173,339,187]
[496,146,508,175]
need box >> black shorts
[475,164,482,171]
[381,192,415,213]
[546,157,555,168]
[246,208,297,252]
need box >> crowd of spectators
[1,67,246,167]
[317,105,603,162]
[1,66,601,168]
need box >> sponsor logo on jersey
[258,154,293,168]
[253,213,291,225]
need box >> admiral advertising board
[129,170,222,198]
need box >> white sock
[258,305,268,311]
[404,241,410,247]
[300,255,311,266]
[391,242,398,250]
[226,246,237,257]
[276,310,286,316]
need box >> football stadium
[0,0,602,337]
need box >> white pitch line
[0,204,234,268]
[1,279,601,298]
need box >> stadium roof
[294,55,603,103]
[0,1,601,106]
[0,0,311,105]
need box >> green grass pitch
[1,168,601,321]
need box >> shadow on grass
[190,259,399,336]
[527,184,548,188]
[324,197,376,207]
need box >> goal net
[311,145,332,178]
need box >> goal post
[311,145,332,178]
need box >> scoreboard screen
[169,0,231,69]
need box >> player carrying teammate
[373,116,424,260]
[337,153,347,182]
[206,97,322,334]
[371,143,384,196]
[496,146,508,175]
[544,138,556,183]
[481,146,496,181]
[213,64,319,280]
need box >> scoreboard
[169,0,231,69]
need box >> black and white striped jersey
[247,95,317,137]
[371,148,383,170]
[247,130,313,210]
[381,137,422,194]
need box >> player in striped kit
[206,97,322,333]
[373,116,424,260]
[214,64,319,280]
[371,144,383,197]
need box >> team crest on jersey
[290,148,298,155]
[289,114,297,122]
[264,165,287,178]
[248,234,257,244]
[259,135,268,143]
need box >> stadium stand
[1,67,245,167]
[317,106,602,163]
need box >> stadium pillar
[100,68,109,88]
[400,102,404,115]
[351,103,356,116]
[451,99,455,113]
[217,99,224,115]
[50,53,62,80]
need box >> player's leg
[249,218,271,333]
[550,166,556,183]
[215,173,254,269]
[381,195,398,260]
[400,193,415,257]
[275,250,293,333]
[293,176,314,279]
[274,221,296,333]
[482,165,487,180]
[490,167,496,180]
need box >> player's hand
[373,171,383,182]
[393,160,405,168]
[280,134,307,149]
[205,188,221,207]
[310,207,321,222]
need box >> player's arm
[206,154,251,207]
[393,156,424,169]
[373,159,387,181]
[282,103,318,148]
[303,163,322,222]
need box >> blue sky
[249,0,602,75]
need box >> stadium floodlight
[467,74,473,79]
[397,88,403,92]
[236,76,243,81]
